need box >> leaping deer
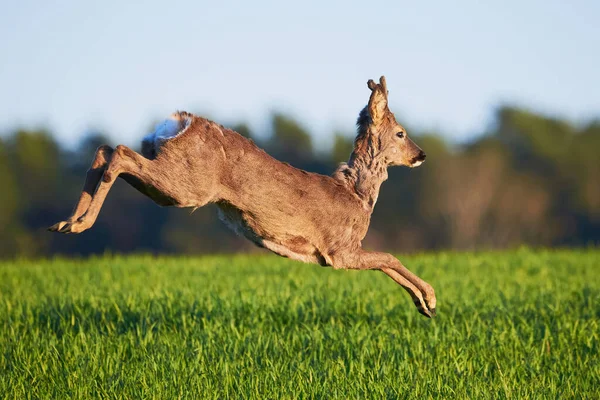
[49,76,436,317]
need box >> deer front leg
[332,250,436,318]
[48,145,114,232]
[389,257,437,314]
[380,268,434,318]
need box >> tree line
[0,106,598,258]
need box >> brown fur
[49,76,436,317]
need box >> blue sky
[1,0,598,148]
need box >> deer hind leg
[48,145,114,232]
[55,144,184,234]
[332,250,436,318]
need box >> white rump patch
[143,113,192,149]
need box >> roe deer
[49,76,436,317]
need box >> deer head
[355,76,426,168]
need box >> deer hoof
[414,299,434,318]
[48,221,69,232]
[55,219,89,234]
[424,297,437,316]
[418,307,433,318]
[58,223,73,233]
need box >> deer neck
[337,149,388,211]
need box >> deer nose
[410,151,427,167]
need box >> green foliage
[331,132,354,164]
[0,250,598,398]
[10,129,61,207]
[0,140,26,257]
[497,106,575,166]
[0,140,18,227]
[270,112,313,157]
[230,122,253,139]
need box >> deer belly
[259,238,322,264]
[216,203,324,264]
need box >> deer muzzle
[410,150,426,167]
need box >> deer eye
[396,131,404,139]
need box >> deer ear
[367,77,388,124]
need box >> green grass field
[0,249,598,399]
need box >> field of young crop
[0,249,598,399]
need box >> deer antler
[379,76,388,96]
[367,76,388,99]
